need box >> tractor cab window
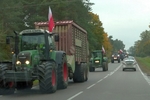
[48,35,55,50]
[92,52,101,58]
[21,34,45,51]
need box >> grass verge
[135,57,150,75]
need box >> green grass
[33,80,39,86]
[136,57,150,69]
[135,57,150,75]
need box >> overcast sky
[91,0,150,50]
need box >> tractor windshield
[92,52,101,58]
[21,34,45,51]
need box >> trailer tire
[0,64,15,95]
[84,63,88,81]
[73,63,86,82]
[38,61,57,94]
[57,54,68,89]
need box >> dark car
[111,53,120,63]
[120,53,124,61]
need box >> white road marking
[137,64,150,85]
[67,91,83,100]
[97,79,103,83]
[67,64,122,100]
[103,74,109,79]
[87,84,96,89]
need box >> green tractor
[0,29,68,94]
[89,50,108,72]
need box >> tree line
[129,30,150,57]
[0,0,125,60]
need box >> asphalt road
[1,61,150,100]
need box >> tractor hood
[16,50,40,69]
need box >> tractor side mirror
[6,37,10,44]
[54,34,59,42]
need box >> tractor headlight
[16,61,21,65]
[95,60,99,63]
[25,60,30,65]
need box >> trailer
[34,20,89,82]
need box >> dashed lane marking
[67,91,83,100]
[87,84,96,89]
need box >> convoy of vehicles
[0,20,89,95]
[89,50,108,72]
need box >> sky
[91,0,150,50]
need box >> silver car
[122,58,137,71]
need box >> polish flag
[102,45,105,53]
[48,6,55,32]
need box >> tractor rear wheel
[57,54,68,89]
[102,62,107,71]
[38,61,57,94]
[0,64,15,95]
[89,63,95,72]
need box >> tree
[102,32,112,57]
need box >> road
[1,62,150,100]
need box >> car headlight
[16,61,21,65]
[25,60,30,64]
[95,60,99,63]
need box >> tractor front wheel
[38,61,57,94]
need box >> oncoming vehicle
[111,53,120,63]
[89,50,108,72]
[122,58,137,71]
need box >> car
[122,58,137,71]
[111,53,120,63]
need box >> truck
[0,20,89,95]
[89,50,108,72]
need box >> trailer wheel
[84,63,88,81]
[0,64,15,95]
[57,54,68,89]
[73,63,86,82]
[38,61,57,93]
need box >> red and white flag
[102,45,105,53]
[48,6,55,32]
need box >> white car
[122,58,137,71]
